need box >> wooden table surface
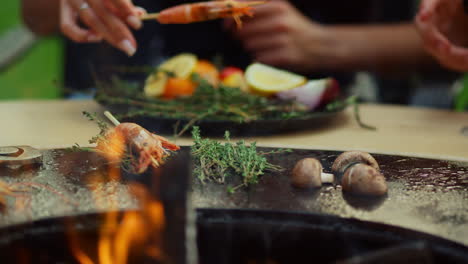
[1,99,467,161]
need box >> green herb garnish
[455,74,468,112]
[82,111,110,144]
[95,74,333,131]
[94,73,374,134]
[191,126,289,193]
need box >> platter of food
[95,53,349,136]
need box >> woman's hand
[415,0,468,71]
[59,0,146,56]
[226,0,332,73]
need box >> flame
[68,129,166,264]
[95,130,126,163]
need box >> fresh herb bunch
[190,126,290,193]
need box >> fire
[95,130,126,163]
[67,130,167,264]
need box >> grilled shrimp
[97,123,180,174]
[145,0,267,28]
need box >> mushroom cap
[341,163,387,196]
[332,151,380,174]
[290,158,323,189]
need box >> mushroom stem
[321,172,334,184]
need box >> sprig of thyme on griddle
[82,111,110,144]
[68,111,109,152]
[191,126,290,193]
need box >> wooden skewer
[140,13,159,21]
[151,156,160,167]
[104,111,121,126]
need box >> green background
[0,0,63,100]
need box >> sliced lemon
[144,71,168,98]
[158,53,198,79]
[245,63,306,95]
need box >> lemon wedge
[158,53,198,78]
[245,63,306,95]
[144,71,168,98]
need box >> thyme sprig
[82,111,110,144]
[191,126,290,193]
[68,111,109,152]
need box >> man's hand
[226,0,331,73]
[415,0,468,71]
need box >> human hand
[225,0,329,73]
[415,0,468,71]
[59,0,146,56]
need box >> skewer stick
[140,13,159,21]
[104,111,121,126]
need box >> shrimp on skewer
[97,120,180,174]
[141,0,267,28]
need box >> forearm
[315,23,434,75]
[21,0,60,35]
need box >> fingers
[233,12,294,41]
[60,0,102,43]
[443,45,468,71]
[253,47,295,68]
[134,6,147,17]
[103,0,142,30]
[243,34,290,53]
[224,0,290,32]
[417,0,438,20]
[112,0,142,29]
[432,40,468,72]
[68,0,137,56]
[415,0,468,71]
[415,0,447,54]
[247,0,289,17]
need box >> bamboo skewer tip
[140,13,159,21]
[104,111,121,126]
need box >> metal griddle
[0,147,467,247]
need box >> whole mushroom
[332,151,379,174]
[290,158,334,189]
[332,151,387,196]
[341,163,388,196]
